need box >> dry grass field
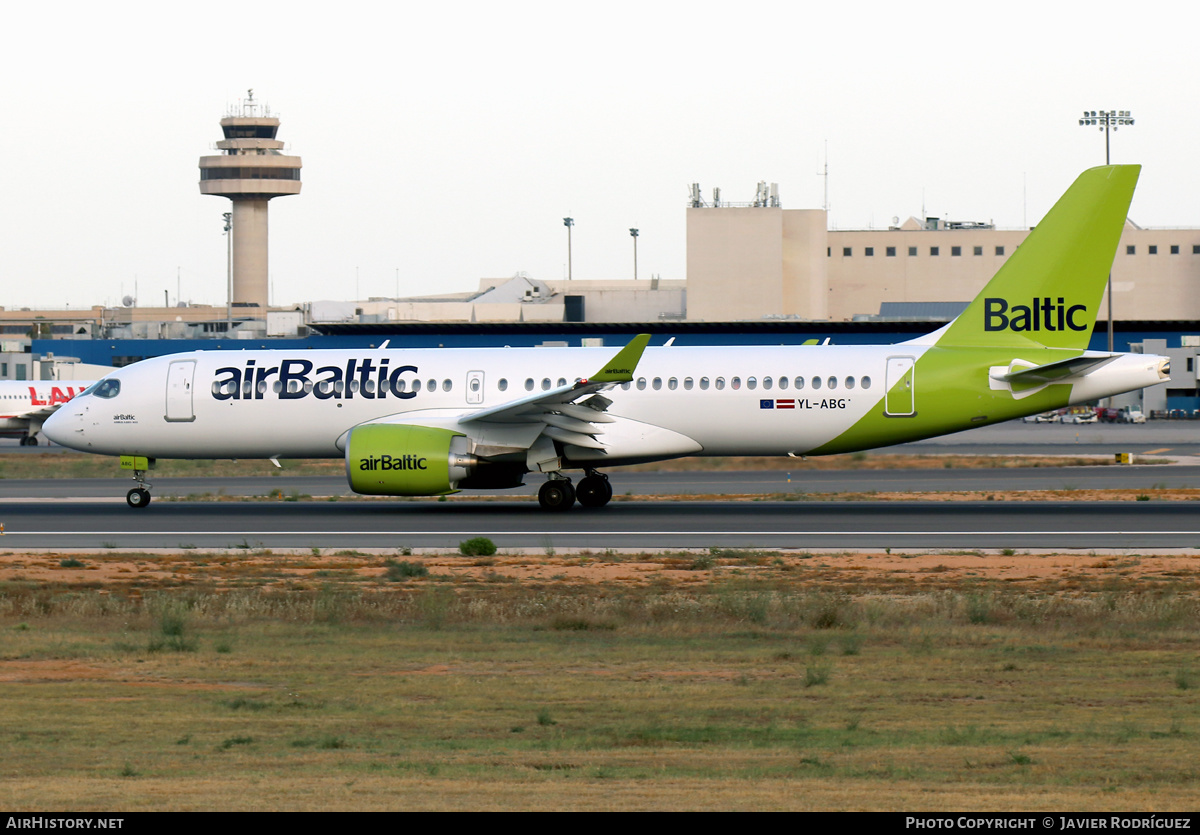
[1,545,1198,811]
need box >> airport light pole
[629,228,639,280]
[222,212,233,328]
[1080,110,1133,167]
[563,217,574,281]
[1078,110,1134,356]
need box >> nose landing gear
[126,469,152,509]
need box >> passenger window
[731,377,741,390]
[393,379,406,393]
[747,377,757,390]
[846,376,856,390]
[652,377,662,391]
[861,376,872,390]
[683,377,693,390]
[827,376,837,390]
[412,379,422,392]
[668,378,678,390]
[427,379,436,392]
[794,376,805,390]
[763,377,772,390]
[699,377,710,390]
[557,378,566,388]
[498,378,508,392]
[621,382,631,390]
[443,380,452,392]
[636,377,647,390]
[715,377,726,390]
[362,380,375,394]
[778,377,788,391]
[541,378,551,391]
[525,378,534,391]
[812,377,822,390]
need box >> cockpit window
[93,379,121,399]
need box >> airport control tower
[198,91,301,310]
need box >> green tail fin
[935,165,1139,351]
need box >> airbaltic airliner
[0,381,95,445]
[44,166,1169,510]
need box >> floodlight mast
[563,217,574,281]
[1078,109,1135,359]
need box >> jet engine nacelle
[346,424,477,496]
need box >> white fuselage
[41,343,1164,466]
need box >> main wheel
[538,479,576,512]
[126,488,151,509]
[576,475,613,508]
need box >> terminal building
[3,97,1200,413]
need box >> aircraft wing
[457,334,651,451]
[20,404,61,421]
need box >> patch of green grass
[804,663,832,687]
[384,560,429,581]
[459,537,497,557]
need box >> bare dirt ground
[4,546,1198,592]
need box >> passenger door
[165,360,197,422]
[884,356,915,417]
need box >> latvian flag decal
[761,399,795,409]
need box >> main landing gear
[19,435,39,446]
[126,469,152,509]
[537,470,613,512]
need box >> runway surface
[4,463,1200,501]
[3,421,1199,550]
[3,495,1199,551]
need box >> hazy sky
[2,1,1196,310]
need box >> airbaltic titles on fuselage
[212,358,418,401]
[209,356,867,405]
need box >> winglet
[588,334,651,384]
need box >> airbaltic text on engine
[984,298,1088,332]
[211,358,418,400]
[358,454,429,471]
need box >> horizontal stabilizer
[990,354,1118,395]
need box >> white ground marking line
[4,530,1199,537]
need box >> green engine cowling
[346,424,476,496]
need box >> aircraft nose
[42,406,80,448]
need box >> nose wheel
[126,470,152,509]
